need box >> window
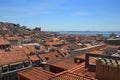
[2,66,8,73]
[45,57,49,60]
[55,55,59,58]
[63,52,67,55]
[16,64,23,69]
[24,61,30,67]
[35,60,40,64]
[9,65,16,71]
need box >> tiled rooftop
[45,42,63,48]
[6,36,19,40]
[39,51,62,62]
[0,50,5,54]
[21,47,31,55]
[57,49,70,58]
[12,46,31,55]
[27,45,46,53]
[0,37,10,45]
[18,67,55,80]
[0,51,28,65]
[68,58,97,79]
[30,55,39,61]
[52,38,60,41]
[49,72,89,80]
[49,58,78,70]
[46,42,62,45]
[0,23,118,80]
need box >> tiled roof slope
[0,51,28,65]
[6,36,19,40]
[49,59,78,70]
[21,47,31,55]
[18,67,55,80]
[57,50,70,58]
[39,51,62,62]
[27,45,46,53]
[0,37,10,45]
[49,72,89,80]
[68,59,96,79]
[30,55,40,61]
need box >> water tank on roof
[35,44,40,49]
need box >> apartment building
[0,51,31,80]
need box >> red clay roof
[49,59,78,70]
[2,27,7,30]
[68,58,96,79]
[30,55,39,61]
[18,67,55,80]
[57,50,70,58]
[49,72,89,80]
[12,46,31,55]
[27,46,37,52]
[52,38,60,41]
[27,45,46,53]
[12,46,21,51]
[39,51,62,62]
[21,47,31,55]
[6,36,19,40]
[0,37,10,45]
[0,51,28,65]
[45,42,63,47]
[74,54,86,60]
[0,50,5,54]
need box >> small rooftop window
[63,52,67,55]
[45,57,49,60]
[55,55,59,58]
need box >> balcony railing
[1,65,32,75]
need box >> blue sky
[0,0,120,31]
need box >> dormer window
[63,52,67,55]
[45,57,49,60]
[55,55,59,58]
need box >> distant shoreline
[49,31,120,37]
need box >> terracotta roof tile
[52,38,60,41]
[0,51,28,65]
[27,46,37,52]
[49,59,78,70]
[39,51,62,62]
[57,50,70,58]
[27,45,46,53]
[49,72,89,80]
[6,36,19,40]
[68,59,97,79]
[45,42,63,48]
[12,46,21,51]
[0,37,10,45]
[61,45,68,49]
[30,55,39,61]
[74,54,86,60]
[18,67,55,80]
[0,50,5,54]
[22,47,31,55]
[11,46,31,55]
[2,27,7,30]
